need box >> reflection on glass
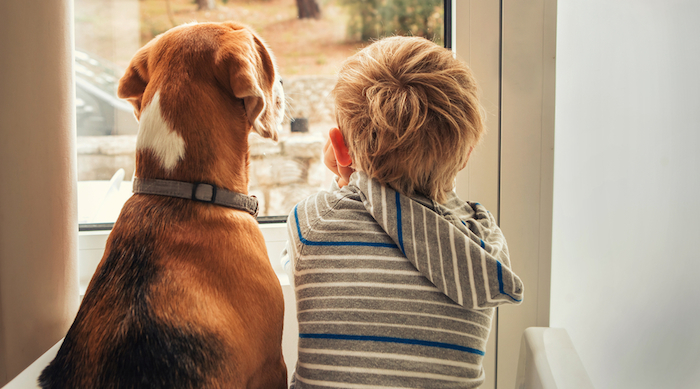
[76,0,444,223]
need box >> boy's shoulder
[286,184,393,257]
[289,186,375,235]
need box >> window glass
[76,0,445,226]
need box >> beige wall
[0,0,80,385]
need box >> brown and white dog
[39,22,287,389]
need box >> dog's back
[39,22,286,389]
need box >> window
[76,0,447,228]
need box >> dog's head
[117,22,284,184]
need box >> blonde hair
[332,36,485,203]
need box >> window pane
[76,0,444,224]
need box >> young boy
[285,36,524,388]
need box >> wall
[551,1,700,388]
[0,0,80,385]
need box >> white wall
[552,1,700,389]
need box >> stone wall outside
[281,75,337,125]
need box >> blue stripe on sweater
[396,191,405,254]
[299,333,485,356]
[497,261,522,302]
[294,205,398,248]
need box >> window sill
[78,222,290,295]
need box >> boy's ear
[329,127,352,167]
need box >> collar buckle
[191,182,217,203]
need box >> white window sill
[78,222,290,294]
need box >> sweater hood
[347,171,523,309]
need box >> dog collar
[132,177,259,218]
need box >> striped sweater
[284,171,523,388]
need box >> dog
[39,22,287,389]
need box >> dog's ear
[118,39,156,120]
[219,28,280,141]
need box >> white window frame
[452,1,556,388]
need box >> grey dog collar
[132,177,259,218]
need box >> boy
[285,36,524,388]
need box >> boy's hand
[323,128,354,188]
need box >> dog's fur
[39,22,287,389]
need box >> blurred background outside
[76,0,444,223]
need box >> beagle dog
[39,22,287,388]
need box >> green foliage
[339,0,444,44]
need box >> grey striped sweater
[284,171,523,388]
